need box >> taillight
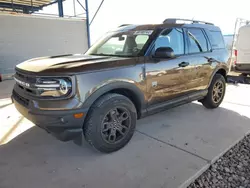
[234,49,238,56]
[234,49,238,64]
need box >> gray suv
[12,19,229,153]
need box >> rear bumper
[235,64,250,74]
[12,95,88,142]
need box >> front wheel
[83,93,137,153]
[201,74,226,109]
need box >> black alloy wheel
[83,93,137,153]
[101,107,131,144]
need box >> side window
[187,28,208,53]
[154,28,184,55]
[207,31,225,49]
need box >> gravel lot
[188,134,250,188]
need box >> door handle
[207,58,216,63]
[178,62,190,67]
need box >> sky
[40,0,250,44]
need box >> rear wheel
[83,93,137,153]
[201,74,226,109]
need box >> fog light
[74,113,84,119]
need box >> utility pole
[85,0,90,47]
[58,0,64,17]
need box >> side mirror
[154,47,175,58]
[118,36,125,41]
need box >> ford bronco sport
[12,19,229,153]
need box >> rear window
[207,31,225,49]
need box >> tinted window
[208,31,225,49]
[154,28,184,55]
[187,29,208,53]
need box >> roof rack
[119,24,131,27]
[163,18,214,25]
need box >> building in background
[0,0,89,80]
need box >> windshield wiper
[90,53,116,56]
[90,53,133,57]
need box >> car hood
[16,54,136,75]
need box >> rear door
[184,28,215,92]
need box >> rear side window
[187,28,208,53]
[207,31,225,49]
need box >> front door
[145,28,194,106]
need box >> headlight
[35,78,72,97]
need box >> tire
[83,93,137,153]
[201,74,226,109]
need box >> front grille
[16,72,36,83]
[13,90,29,107]
[15,71,38,96]
[17,83,37,95]
[14,70,72,99]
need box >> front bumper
[12,93,88,142]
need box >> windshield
[85,30,153,57]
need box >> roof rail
[118,24,131,27]
[163,18,214,25]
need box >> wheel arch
[208,67,227,87]
[216,68,227,81]
[81,81,147,120]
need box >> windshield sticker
[134,30,153,35]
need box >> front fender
[79,79,147,116]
